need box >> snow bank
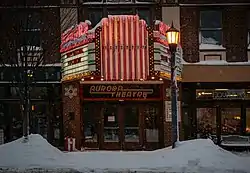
[0,134,68,169]
[66,139,250,172]
[0,135,250,173]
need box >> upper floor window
[88,9,103,27]
[18,12,43,65]
[107,9,133,15]
[136,8,150,25]
[247,11,250,49]
[61,0,76,4]
[86,8,151,27]
[19,12,41,46]
[199,10,223,49]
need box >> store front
[182,82,250,141]
[81,83,163,150]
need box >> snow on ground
[0,134,250,173]
[0,134,67,169]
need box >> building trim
[80,80,164,84]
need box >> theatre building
[61,15,183,150]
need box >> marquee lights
[95,26,102,76]
[60,15,182,82]
[147,26,155,76]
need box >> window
[88,9,103,27]
[221,108,241,135]
[247,108,250,134]
[196,108,216,138]
[18,12,42,65]
[61,0,76,4]
[199,10,222,47]
[83,103,98,143]
[124,106,139,142]
[19,12,41,46]
[247,12,250,49]
[137,9,150,24]
[144,105,159,142]
[107,9,133,16]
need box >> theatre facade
[60,15,183,150]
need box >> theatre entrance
[82,101,162,150]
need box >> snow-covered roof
[182,60,250,66]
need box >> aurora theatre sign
[82,84,161,100]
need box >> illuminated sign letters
[89,85,153,99]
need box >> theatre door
[83,101,162,150]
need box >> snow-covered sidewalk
[0,134,249,173]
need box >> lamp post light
[166,21,180,149]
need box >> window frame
[199,9,223,47]
[18,11,43,66]
[247,11,250,50]
[82,5,154,27]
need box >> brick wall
[180,5,249,62]
[62,81,82,149]
[180,7,199,62]
[223,6,248,62]
[163,81,184,147]
[41,8,61,64]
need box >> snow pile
[66,139,250,172]
[0,134,68,169]
[0,134,250,172]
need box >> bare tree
[0,8,60,141]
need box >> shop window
[30,104,47,138]
[196,108,216,138]
[30,87,47,99]
[199,10,222,48]
[221,108,241,135]
[88,9,103,27]
[144,106,159,142]
[10,104,23,140]
[246,108,250,134]
[124,106,139,142]
[103,104,119,142]
[83,104,98,142]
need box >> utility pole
[23,45,30,140]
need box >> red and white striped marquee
[99,15,150,81]
[60,15,182,82]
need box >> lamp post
[166,21,180,149]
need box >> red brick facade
[180,2,249,63]
[62,81,82,149]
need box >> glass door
[143,104,159,149]
[123,104,140,150]
[83,102,100,149]
[102,103,120,149]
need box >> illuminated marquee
[89,85,153,98]
[153,21,183,81]
[60,16,183,82]
[82,84,161,100]
[95,15,153,81]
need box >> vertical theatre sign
[82,84,161,100]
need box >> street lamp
[166,21,180,149]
